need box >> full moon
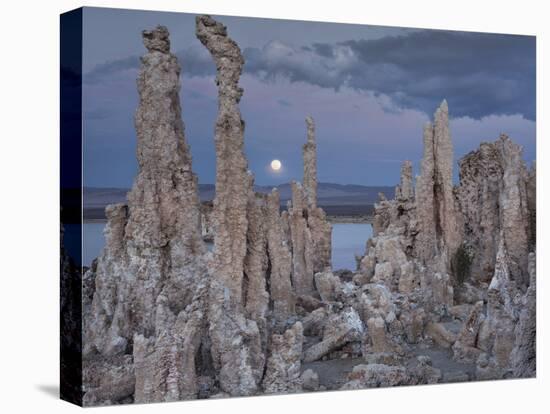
[270,159,282,171]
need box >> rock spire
[303,116,318,209]
[196,15,265,396]
[287,117,332,297]
[83,25,208,405]
[416,100,461,265]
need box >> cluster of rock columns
[80,16,536,405]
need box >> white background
[0,0,548,412]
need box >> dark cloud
[84,29,535,120]
[340,31,536,120]
[312,43,335,58]
[243,31,535,120]
[277,99,292,107]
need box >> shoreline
[327,215,373,224]
[84,216,374,225]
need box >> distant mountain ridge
[84,183,395,208]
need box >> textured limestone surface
[303,116,318,209]
[83,25,209,405]
[266,189,295,323]
[287,117,332,298]
[197,14,266,397]
[510,253,536,377]
[262,322,304,393]
[353,100,535,385]
[457,135,531,287]
[416,101,461,266]
[303,308,364,363]
[395,160,414,201]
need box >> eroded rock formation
[287,117,332,298]
[457,135,531,288]
[289,181,315,295]
[395,160,414,201]
[83,25,209,405]
[303,116,318,209]
[303,308,364,362]
[510,253,536,377]
[197,15,265,397]
[266,189,295,324]
[81,17,535,406]
[416,101,461,268]
[475,239,519,379]
[262,322,304,393]
[353,100,535,387]
[304,117,331,266]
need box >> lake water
[77,222,372,271]
[64,222,101,267]
[330,223,372,270]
